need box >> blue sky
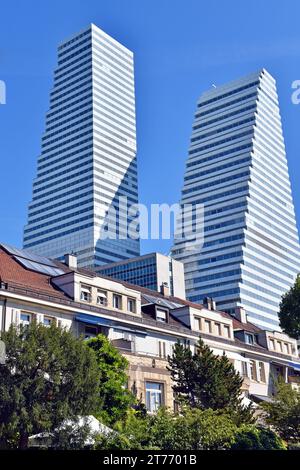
[1,0,300,255]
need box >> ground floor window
[145,381,164,412]
[84,325,98,339]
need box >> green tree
[167,339,253,423]
[96,407,238,450]
[86,334,135,425]
[0,322,99,449]
[230,425,286,450]
[150,407,238,450]
[279,274,300,339]
[262,378,300,445]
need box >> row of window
[80,284,137,314]
[195,316,232,338]
[186,142,252,169]
[184,156,251,183]
[191,116,255,144]
[193,103,256,131]
[183,170,250,196]
[195,92,257,119]
[197,80,260,108]
[269,337,292,355]
[189,130,254,157]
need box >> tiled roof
[0,248,69,300]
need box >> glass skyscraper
[172,69,300,330]
[23,24,140,268]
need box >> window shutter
[13,309,20,326]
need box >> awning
[75,313,147,336]
[75,313,113,327]
[212,348,250,362]
[80,287,91,293]
[251,394,274,404]
[113,325,148,337]
[288,361,300,372]
[97,291,107,298]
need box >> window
[277,341,283,352]
[113,294,122,309]
[127,298,136,313]
[215,322,222,335]
[269,338,275,350]
[158,341,167,359]
[258,362,266,383]
[84,326,97,340]
[20,313,31,326]
[245,333,254,345]
[43,316,54,327]
[242,361,248,377]
[195,317,201,330]
[97,289,107,306]
[145,382,164,413]
[223,325,231,338]
[204,320,212,333]
[250,360,257,381]
[156,308,167,323]
[80,285,91,302]
[284,343,289,354]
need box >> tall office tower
[23,24,140,268]
[172,69,300,330]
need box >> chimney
[160,282,170,297]
[235,307,247,324]
[64,253,77,269]
[203,297,216,311]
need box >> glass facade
[172,69,300,330]
[98,254,158,291]
[23,24,140,267]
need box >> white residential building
[1,242,300,412]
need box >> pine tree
[0,322,99,449]
[168,339,253,423]
[279,274,300,339]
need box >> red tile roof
[0,248,69,299]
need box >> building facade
[1,242,300,413]
[96,252,186,299]
[23,24,140,268]
[172,69,300,331]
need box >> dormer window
[245,333,254,345]
[156,308,168,323]
[97,289,107,306]
[223,325,231,338]
[113,294,122,310]
[80,285,91,302]
[204,320,212,333]
[127,297,136,313]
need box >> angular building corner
[172,68,300,330]
[23,23,140,268]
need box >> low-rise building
[0,243,299,412]
[96,252,186,299]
